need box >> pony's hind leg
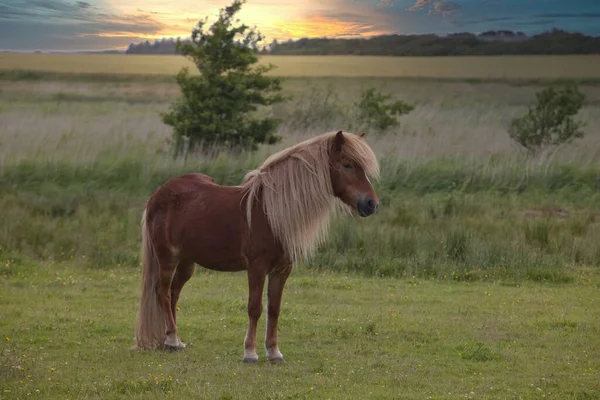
[154,247,183,351]
[169,261,195,348]
[265,265,292,363]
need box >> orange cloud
[270,14,394,39]
[103,0,313,41]
[265,1,398,40]
[84,0,397,45]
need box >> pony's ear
[334,130,345,152]
[359,132,367,139]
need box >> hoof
[243,356,259,364]
[268,356,285,364]
[164,344,185,352]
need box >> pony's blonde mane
[241,131,380,262]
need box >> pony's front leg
[265,265,292,363]
[243,266,267,363]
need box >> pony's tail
[134,208,164,350]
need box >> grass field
[1,258,599,399]
[3,53,600,80]
[1,54,600,399]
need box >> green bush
[161,0,285,156]
[508,84,586,156]
[355,87,414,132]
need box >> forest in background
[124,29,600,56]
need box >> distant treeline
[125,29,600,56]
[126,38,180,55]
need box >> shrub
[161,0,285,157]
[354,87,414,132]
[508,84,586,156]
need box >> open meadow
[1,54,600,399]
[2,53,600,80]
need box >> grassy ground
[2,53,600,80]
[1,257,599,399]
[1,67,600,398]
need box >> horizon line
[2,27,597,54]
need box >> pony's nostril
[367,199,374,209]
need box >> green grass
[1,257,599,399]
[1,157,599,283]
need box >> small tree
[161,0,285,156]
[508,84,586,156]
[354,88,414,132]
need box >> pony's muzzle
[356,196,378,217]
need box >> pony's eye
[342,162,352,169]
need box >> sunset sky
[1,0,599,51]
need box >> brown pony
[134,130,380,363]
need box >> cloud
[262,0,399,40]
[0,0,168,50]
[0,1,164,29]
[377,0,396,8]
[0,4,29,19]
[408,0,459,17]
[450,16,515,27]
[432,1,459,17]
[271,10,394,39]
[513,19,554,27]
[28,0,81,13]
[408,0,436,12]
[0,0,100,22]
[535,13,600,19]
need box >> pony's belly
[195,257,248,272]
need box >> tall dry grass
[3,54,600,79]
[2,78,599,164]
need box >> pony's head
[328,131,380,217]
[241,129,380,261]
